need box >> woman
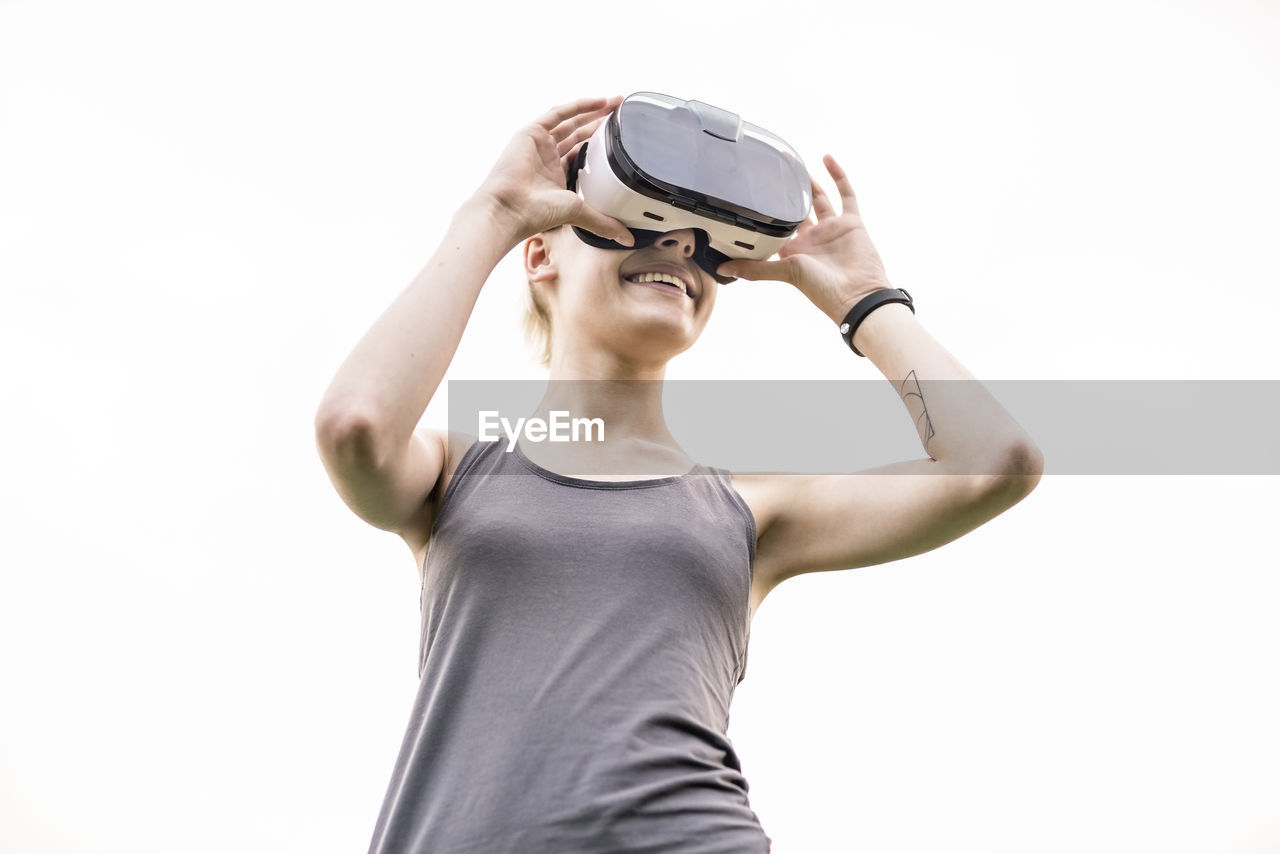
[314,95,1043,853]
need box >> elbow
[315,405,383,465]
[983,440,1045,498]
[1004,439,1045,477]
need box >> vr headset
[566,91,812,285]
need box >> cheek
[560,274,618,319]
[699,283,718,314]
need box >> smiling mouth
[623,271,693,299]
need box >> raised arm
[720,155,1044,603]
[313,96,635,555]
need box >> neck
[531,377,671,443]
[519,352,692,477]
[541,335,679,438]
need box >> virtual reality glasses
[566,91,812,285]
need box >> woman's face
[532,227,719,368]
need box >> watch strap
[838,288,915,356]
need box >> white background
[3,0,1278,851]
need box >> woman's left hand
[716,154,893,325]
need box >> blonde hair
[523,277,553,368]
[522,225,562,369]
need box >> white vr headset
[566,91,812,284]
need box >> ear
[523,232,559,286]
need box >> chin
[618,326,698,363]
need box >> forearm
[852,303,1042,473]
[315,197,519,454]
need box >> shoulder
[402,429,481,570]
[437,430,485,498]
[723,471,793,586]
[725,471,797,618]
[723,471,790,535]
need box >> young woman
[315,95,1043,854]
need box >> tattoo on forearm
[900,370,936,458]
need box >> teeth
[626,272,688,296]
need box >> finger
[557,115,606,158]
[549,102,617,144]
[823,153,859,216]
[567,198,634,247]
[716,256,794,283]
[811,174,836,220]
[559,142,579,179]
[544,97,622,143]
[535,95,619,132]
[559,139,590,185]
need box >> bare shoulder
[401,429,479,571]
[724,471,787,536]
[725,471,796,615]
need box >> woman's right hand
[472,95,635,248]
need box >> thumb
[716,257,793,283]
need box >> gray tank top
[367,436,771,853]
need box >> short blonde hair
[523,277,553,368]
[522,225,562,368]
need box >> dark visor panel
[616,94,810,226]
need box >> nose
[654,229,697,258]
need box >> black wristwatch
[838,288,914,356]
